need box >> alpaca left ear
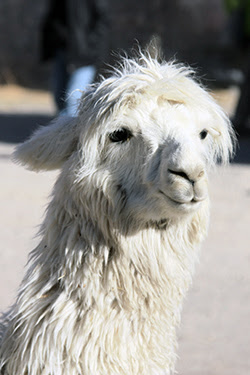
[13,116,79,171]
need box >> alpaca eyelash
[199,129,208,140]
[109,128,133,143]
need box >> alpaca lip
[191,196,206,203]
[159,190,203,205]
[159,190,186,205]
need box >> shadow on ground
[233,136,250,164]
[0,113,250,163]
[0,113,53,143]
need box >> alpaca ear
[13,116,79,171]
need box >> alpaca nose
[168,168,205,184]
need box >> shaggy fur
[0,52,235,375]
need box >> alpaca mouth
[159,190,204,206]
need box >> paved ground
[0,85,249,374]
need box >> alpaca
[0,52,235,375]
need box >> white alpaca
[0,52,235,375]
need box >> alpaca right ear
[13,116,79,171]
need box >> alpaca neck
[0,205,207,375]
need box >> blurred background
[0,0,249,138]
[0,0,248,87]
[0,0,249,374]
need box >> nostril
[198,170,205,178]
[168,168,205,183]
[168,169,190,181]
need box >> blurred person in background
[41,0,110,116]
[225,0,250,133]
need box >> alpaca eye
[109,128,133,143]
[199,129,208,140]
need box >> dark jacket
[41,0,110,67]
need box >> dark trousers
[52,49,69,111]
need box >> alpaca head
[14,53,235,229]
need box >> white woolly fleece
[0,50,235,375]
